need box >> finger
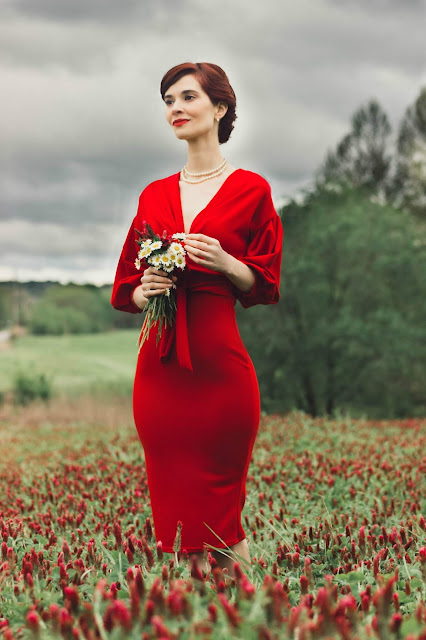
[151,286,170,294]
[143,272,171,283]
[146,288,168,298]
[145,281,170,289]
[147,278,173,286]
[187,243,209,256]
[186,233,213,243]
[185,238,206,246]
[147,272,173,281]
[186,248,208,262]
[144,283,172,296]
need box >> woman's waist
[175,271,236,301]
[155,271,238,371]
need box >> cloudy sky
[1,0,425,285]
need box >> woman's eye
[165,96,194,106]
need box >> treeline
[0,282,141,334]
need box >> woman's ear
[217,101,228,118]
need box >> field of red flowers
[0,398,425,639]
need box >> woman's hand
[184,233,233,274]
[140,266,177,298]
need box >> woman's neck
[184,138,225,173]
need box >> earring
[216,117,220,122]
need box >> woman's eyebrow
[164,89,199,99]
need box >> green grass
[0,330,139,396]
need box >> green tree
[0,289,9,329]
[238,184,426,419]
[29,284,114,335]
[29,302,66,335]
[316,98,392,194]
[102,286,142,329]
[386,86,426,218]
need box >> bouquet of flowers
[134,221,187,353]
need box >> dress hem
[159,535,247,555]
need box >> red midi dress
[111,168,283,554]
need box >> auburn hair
[160,62,237,144]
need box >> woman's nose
[172,99,185,113]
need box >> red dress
[111,168,283,554]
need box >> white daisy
[175,254,186,269]
[161,254,172,268]
[172,232,186,241]
[170,242,184,254]
[134,258,141,269]
[150,240,162,251]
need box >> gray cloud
[1,0,425,284]
[3,0,186,23]
[5,0,144,22]
[326,0,426,11]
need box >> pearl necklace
[181,159,228,183]
[184,158,227,176]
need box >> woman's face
[164,74,226,142]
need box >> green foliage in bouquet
[134,221,186,353]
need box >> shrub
[13,371,53,406]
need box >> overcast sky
[1,0,425,285]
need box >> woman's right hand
[140,266,177,298]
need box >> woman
[111,62,283,577]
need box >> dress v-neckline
[176,168,242,235]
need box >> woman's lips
[173,120,189,126]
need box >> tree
[386,86,426,218]
[316,98,392,195]
[0,289,10,329]
[29,284,114,334]
[237,184,426,419]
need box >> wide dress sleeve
[233,182,284,309]
[110,193,147,314]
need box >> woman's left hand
[184,233,233,274]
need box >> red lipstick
[173,119,189,126]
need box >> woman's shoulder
[236,169,272,198]
[138,173,174,197]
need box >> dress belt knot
[158,275,235,372]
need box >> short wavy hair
[160,62,237,144]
